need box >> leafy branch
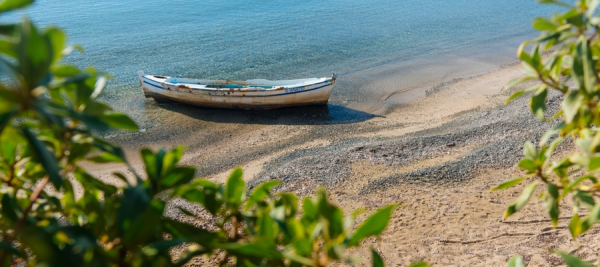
[497,0,600,265]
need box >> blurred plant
[0,0,403,266]
[497,0,600,265]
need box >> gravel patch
[253,88,565,195]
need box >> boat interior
[143,73,331,91]
[164,77,330,89]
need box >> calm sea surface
[7,0,557,109]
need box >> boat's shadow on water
[153,102,379,125]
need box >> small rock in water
[139,129,146,133]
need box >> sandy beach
[86,60,599,267]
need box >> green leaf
[0,42,17,69]
[533,17,558,31]
[281,250,314,266]
[518,159,538,171]
[302,197,318,221]
[505,91,526,105]
[160,146,185,177]
[163,218,218,242]
[545,184,560,227]
[101,113,138,130]
[218,242,282,261]
[0,23,17,36]
[112,172,130,185]
[179,180,223,215]
[563,91,584,123]
[246,180,281,210]
[316,190,345,239]
[0,134,18,165]
[408,261,429,267]
[530,85,547,120]
[586,0,600,18]
[286,219,306,241]
[572,36,596,94]
[523,141,537,160]
[569,214,582,239]
[507,255,525,267]
[505,85,543,105]
[45,27,65,65]
[87,152,125,163]
[0,0,33,13]
[1,193,18,223]
[73,167,118,195]
[52,65,80,77]
[348,205,395,246]
[504,182,539,218]
[72,112,111,132]
[225,168,245,205]
[160,167,195,188]
[547,54,563,80]
[92,138,127,163]
[21,127,62,189]
[258,210,278,239]
[372,248,385,267]
[543,138,564,168]
[505,76,536,90]
[537,0,576,8]
[16,18,53,90]
[117,185,151,234]
[554,251,593,267]
[583,201,600,230]
[276,193,298,217]
[519,49,534,68]
[563,176,598,198]
[141,148,159,181]
[491,177,525,191]
[574,190,596,210]
[540,121,565,146]
[589,156,600,170]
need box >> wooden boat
[137,71,337,110]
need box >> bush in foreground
[499,0,600,266]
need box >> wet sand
[88,59,600,266]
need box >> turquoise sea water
[7,0,557,109]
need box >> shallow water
[8,0,556,116]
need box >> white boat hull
[138,71,336,110]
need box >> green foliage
[554,250,594,267]
[0,0,398,266]
[499,0,600,265]
[507,255,525,267]
[407,261,429,267]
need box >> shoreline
[88,56,595,266]
[105,56,527,179]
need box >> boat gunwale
[142,75,335,93]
